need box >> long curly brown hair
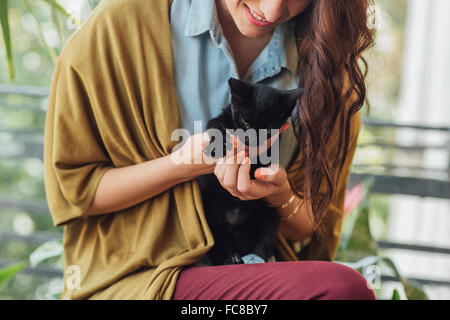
[289,0,376,236]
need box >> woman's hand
[214,122,291,201]
[171,131,218,177]
[214,152,289,201]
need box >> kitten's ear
[228,78,254,99]
[285,87,304,106]
[286,87,304,100]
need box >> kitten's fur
[198,78,304,265]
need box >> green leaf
[344,183,378,260]
[88,0,101,10]
[42,0,71,18]
[337,255,429,300]
[43,0,82,26]
[381,257,429,300]
[402,279,429,300]
[29,240,63,267]
[336,255,383,270]
[338,179,376,256]
[0,0,15,81]
[24,0,58,63]
[0,262,26,286]
[50,5,63,53]
[391,288,400,300]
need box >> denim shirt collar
[184,0,215,37]
[184,0,299,77]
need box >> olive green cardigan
[44,0,360,300]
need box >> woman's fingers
[236,156,273,200]
[222,150,246,190]
[236,156,254,196]
[254,164,287,188]
[213,127,290,200]
[213,161,226,180]
[230,122,290,159]
[216,156,285,201]
[214,148,247,198]
[238,162,286,198]
[205,122,290,165]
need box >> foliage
[336,180,429,300]
[392,288,400,300]
[0,262,26,286]
[29,240,64,299]
[0,1,96,299]
[0,0,14,80]
[29,240,63,268]
[0,0,99,81]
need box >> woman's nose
[259,0,288,23]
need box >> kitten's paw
[242,253,266,264]
[224,254,244,265]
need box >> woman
[44,0,375,299]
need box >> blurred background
[0,0,448,300]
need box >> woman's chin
[236,23,274,39]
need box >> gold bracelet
[280,203,302,221]
[263,192,295,208]
[280,193,296,208]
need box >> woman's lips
[244,4,273,27]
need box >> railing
[349,119,450,289]
[0,85,449,291]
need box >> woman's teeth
[248,7,267,22]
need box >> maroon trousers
[173,261,376,300]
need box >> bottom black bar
[0,300,448,317]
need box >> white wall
[388,0,450,300]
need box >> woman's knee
[266,261,375,300]
[315,262,376,300]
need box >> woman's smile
[219,0,313,39]
[244,4,273,27]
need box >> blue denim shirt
[169,0,301,134]
[169,0,303,265]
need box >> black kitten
[198,78,304,265]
